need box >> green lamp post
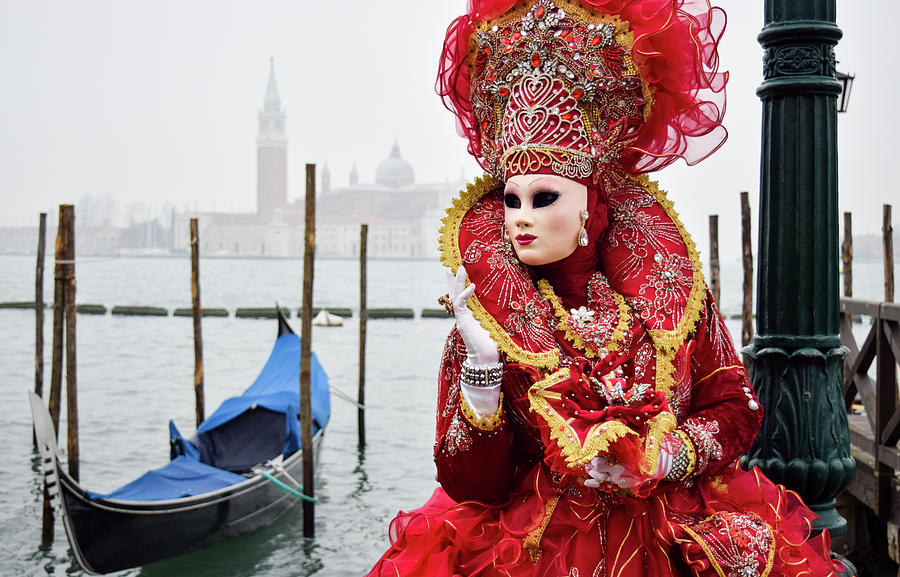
[742,0,856,538]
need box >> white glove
[448,266,499,367]
[449,266,501,418]
[584,456,637,489]
[658,447,674,480]
[584,452,674,489]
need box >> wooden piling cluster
[725,202,894,331]
[42,205,79,544]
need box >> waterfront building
[173,61,462,259]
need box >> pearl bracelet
[460,359,504,388]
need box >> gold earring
[578,210,589,246]
[503,227,512,245]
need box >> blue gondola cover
[90,332,329,501]
[87,456,248,500]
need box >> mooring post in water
[842,212,853,299]
[36,212,53,546]
[62,205,79,482]
[190,218,205,426]
[841,212,853,325]
[740,191,753,347]
[708,214,720,305]
[48,207,66,437]
[358,224,368,448]
[885,204,894,303]
[300,163,316,537]
[34,213,46,446]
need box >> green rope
[260,471,318,503]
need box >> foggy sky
[0,0,893,261]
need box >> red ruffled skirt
[366,464,839,577]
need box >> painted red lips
[516,234,536,245]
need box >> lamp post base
[741,342,855,538]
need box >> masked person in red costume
[367,1,845,575]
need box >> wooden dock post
[358,224,368,448]
[34,213,46,442]
[875,213,896,519]
[62,205,78,482]
[708,214,720,304]
[190,218,205,426]
[740,191,754,347]
[300,164,316,538]
[842,212,853,299]
[885,204,894,303]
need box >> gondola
[29,310,330,574]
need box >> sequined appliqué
[505,298,557,351]
[443,413,473,456]
[681,512,775,577]
[683,416,723,474]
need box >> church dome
[375,142,415,188]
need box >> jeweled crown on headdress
[472,0,648,184]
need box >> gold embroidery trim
[630,174,707,400]
[537,277,630,358]
[438,174,560,369]
[523,494,560,564]
[680,516,776,577]
[459,391,505,432]
[642,411,677,478]
[527,367,678,471]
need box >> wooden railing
[841,297,900,519]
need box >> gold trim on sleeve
[459,391,505,432]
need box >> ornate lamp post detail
[742,0,856,537]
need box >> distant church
[176,60,462,258]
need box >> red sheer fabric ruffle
[436,0,728,176]
[367,464,838,577]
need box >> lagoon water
[0,254,890,576]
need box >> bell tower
[257,58,287,217]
